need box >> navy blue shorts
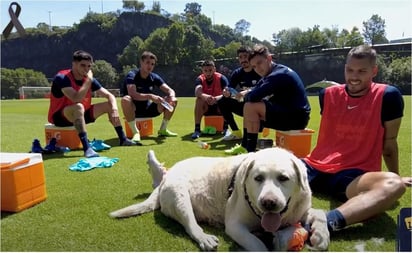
[301,159,365,201]
[52,106,95,127]
[134,101,161,118]
[263,100,309,131]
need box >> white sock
[128,120,140,135]
[160,119,169,131]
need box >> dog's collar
[243,185,262,219]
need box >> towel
[69,157,119,172]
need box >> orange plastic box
[124,118,154,138]
[204,115,224,132]
[44,123,82,150]
[1,152,47,212]
[275,129,315,158]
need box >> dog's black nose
[261,198,277,210]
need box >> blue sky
[1,0,411,42]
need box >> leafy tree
[164,23,185,64]
[272,27,304,52]
[234,19,251,36]
[92,60,118,89]
[304,25,328,48]
[36,22,51,33]
[387,56,411,94]
[345,27,364,47]
[76,12,118,31]
[336,27,364,48]
[1,68,49,99]
[180,25,214,65]
[151,1,161,13]
[118,36,144,68]
[141,28,169,65]
[191,14,212,32]
[362,14,388,45]
[211,24,235,41]
[211,41,241,61]
[184,2,202,17]
[122,0,145,12]
[322,26,339,48]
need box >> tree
[184,2,202,17]
[272,27,304,52]
[362,14,388,45]
[322,26,339,48]
[346,27,364,47]
[180,25,214,65]
[234,19,250,36]
[151,1,161,13]
[387,56,411,94]
[118,36,144,68]
[122,0,145,12]
[337,27,364,48]
[0,68,49,99]
[92,60,118,89]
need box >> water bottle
[57,146,71,153]
[198,141,210,149]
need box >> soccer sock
[160,119,169,131]
[326,209,346,232]
[241,128,248,148]
[195,124,201,132]
[257,122,264,139]
[128,120,139,135]
[114,126,126,142]
[79,132,90,152]
[246,133,258,152]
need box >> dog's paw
[305,209,329,251]
[198,234,219,251]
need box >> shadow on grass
[179,132,240,151]
[1,211,14,219]
[104,137,166,147]
[313,191,400,243]
[152,210,244,251]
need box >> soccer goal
[18,86,51,99]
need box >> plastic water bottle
[198,141,210,149]
[57,146,71,153]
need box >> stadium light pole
[48,11,52,31]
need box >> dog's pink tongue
[261,212,281,233]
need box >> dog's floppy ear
[235,153,256,189]
[290,155,311,193]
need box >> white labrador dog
[110,147,329,251]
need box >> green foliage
[184,2,202,17]
[363,14,388,45]
[212,41,242,60]
[142,24,187,65]
[151,1,161,13]
[140,28,170,64]
[0,68,49,99]
[181,25,215,65]
[118,36,144,67]
[75,12,118,32]
[92,60,118,89]
[234,19,251,36]
[387,57,412,94]
[122,0,145,12]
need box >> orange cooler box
[1,152,47,212]
[275,129,315,158]
[204,115,224,132]
[124,118,154,138]
[44,123,82,150]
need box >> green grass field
[1,97,411,251]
